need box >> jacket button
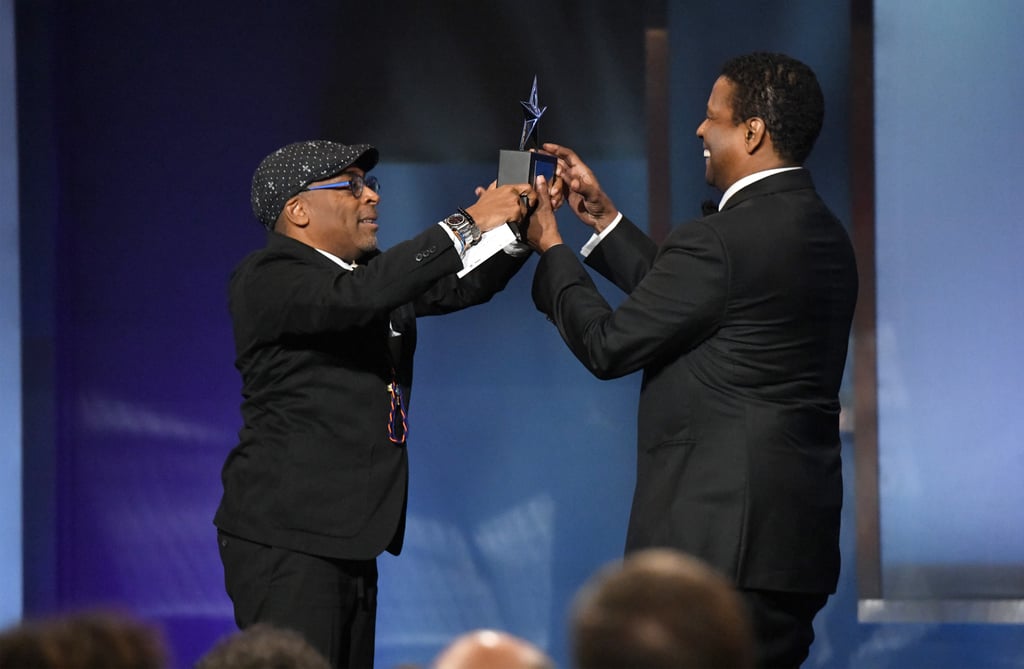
[415,253,423,261]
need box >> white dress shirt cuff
[580,212,624,257]
[437,221,470,261]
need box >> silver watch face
[447,213,466,226]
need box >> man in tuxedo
[214,140,545,669]
[525,53,858,668]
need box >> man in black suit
[214,140,545,669]
[525,53,858,668]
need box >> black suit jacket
[532,170,858,593]
[215,225,527,560]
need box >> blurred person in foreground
[196,624,330,669]
[0,609,166,669]
[524,52,858,668]
[433,629,554,669]
[214,139,555,669]
[571,548,754,669]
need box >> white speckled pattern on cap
[250,140,379,229]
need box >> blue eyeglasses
[304,174,381,199]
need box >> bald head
[571,549,755,669]
[433,630,554,669]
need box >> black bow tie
[701,199,718,216]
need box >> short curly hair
[721,52,824,164]
[571,549,754,669]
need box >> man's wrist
[580,212,623,257]
[592,210,621,234]
[536,234,565,253]
[442,210,482,250]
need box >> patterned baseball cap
[250,140,379,230]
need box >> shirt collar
[315,248,357,271]
[718,166,802,211]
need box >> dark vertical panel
[17,0,63,616]
[645,0,670,241]
[850,0,881,601]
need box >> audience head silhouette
[0,609,166,669]
[571,549,755,669]
[195,624,331,669]
[433,629,554,669]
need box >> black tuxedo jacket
[532,170,858,593]
[215,225,527,560]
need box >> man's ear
[744,117,766,153]
[279,195,310,229]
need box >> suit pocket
[643,436,694,454]
[636,438,697,516]
[633,436,746,578]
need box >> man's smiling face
[695,76,749,192]
[299,168,381,262]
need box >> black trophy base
[496,150,556,240]
[497,149,556,186]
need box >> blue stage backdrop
[14,1,1024,668]
[874,0,1024,601]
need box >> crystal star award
[459,76,556,277]
[497,75,557,191]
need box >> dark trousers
[217,530,378,669]
[739,588,829,669]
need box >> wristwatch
[443,210,481,248]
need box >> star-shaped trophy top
[518,75,547,151]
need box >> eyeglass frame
[302,173,381,199]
